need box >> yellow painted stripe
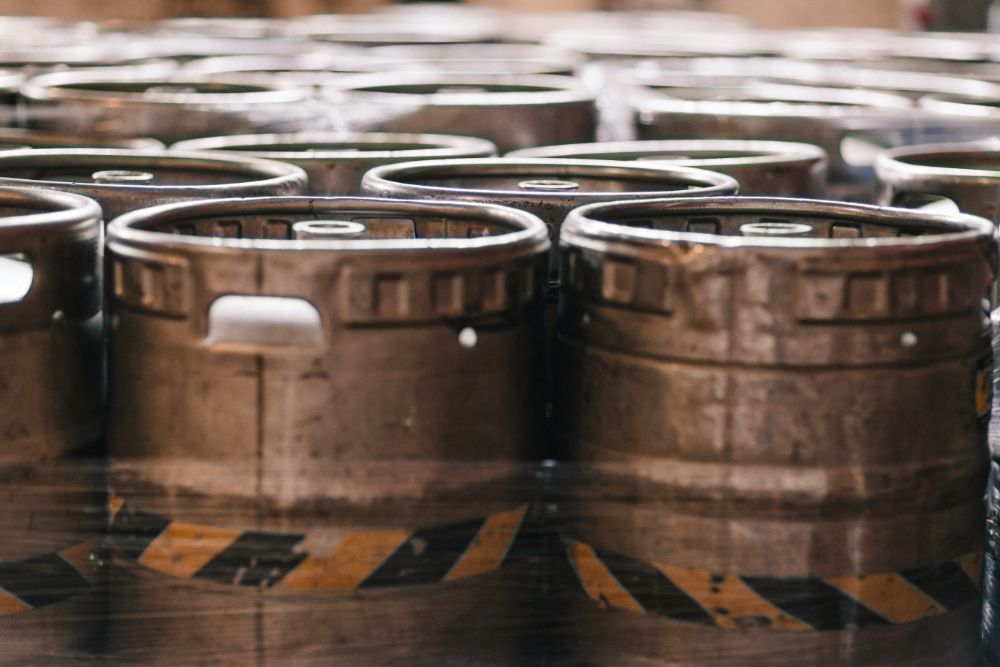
[655,563,812,632]
[108,493,125,523]
[138,521,241,578]
[958,552,982,590]
[825,573,943,624]
[58,540,99,582]
[0,588,30,616]
[278,530,410,591]
[445,506,527,581]
[565,539,644,613]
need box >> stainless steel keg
[0,149,306,221]
[353,44,582,76]
[105,196,550,665]
[171,132,497,195]
[876,140,1000,225]
[632,84,922,201]
[360,157,738,284]
[0,187,106,663]
[0,128,162,151]
[325,73,597,153]
[508,140,828,197]
[555,196,996,666]
[20,71,321,142]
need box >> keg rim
[876,140,1000,183]
[0,128,164,151]
[919,93,1000,118]
[21,70,308,106]
[171,131,498,161]
[107,195,550,253]
[324,72,595,107]
[0,148,307,193]
[361,157,739,201]
[562,196,995,250]
[634,83,913,118]
[507,139,827,169]
[0,185,103,232]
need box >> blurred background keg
[19,71,324,142]
[876,140,1000,224]
[171,132,497,195]
[508,139,828,197]
[0,149,306,220]
[104,196,550,665]
[553,196,996,666]
[0,187,106,664]
[324,73,597,152]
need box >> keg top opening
[362,158,737,200]
[563,197,994,249]
[108,196,549,253]
[327,74,593,105]
[0,149,305,190]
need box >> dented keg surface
[105,196,550,665]
[876,141,1000,225]
[633,84,924,202]
[0,149,306,221]
[360,157,738,285]
[171,132,497,195]
[20,71,321,143]
[508,140,828,197]
[554,196,996,667]
[325,73,597,153]
[0,187,106,663]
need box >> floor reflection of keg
[0,187,107,663]
[554,197,995,666]
[104,196,550,665]
[171,132,497,195]
[508,139,828,197]
[0,149,305,221]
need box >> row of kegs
[2,5,1000,666]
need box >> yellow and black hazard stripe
[108,495,528,591]
[0,540,101,617]
[564,538,982,632]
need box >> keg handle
[0,252,33,305]
[204,295,324,349]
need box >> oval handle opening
[0,254,34,305]
[205,295,324,348]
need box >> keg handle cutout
[839,134,891,169]
[892,192,962,216]
[0,253,34,304]
[205,295,323,348]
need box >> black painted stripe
[194,531,306,588]
[361,518,485,588]
[742,576,890,630]
[108,504,172,560]
[597,549,716,626]
[900,561,980,611]
[0,553,92,609]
